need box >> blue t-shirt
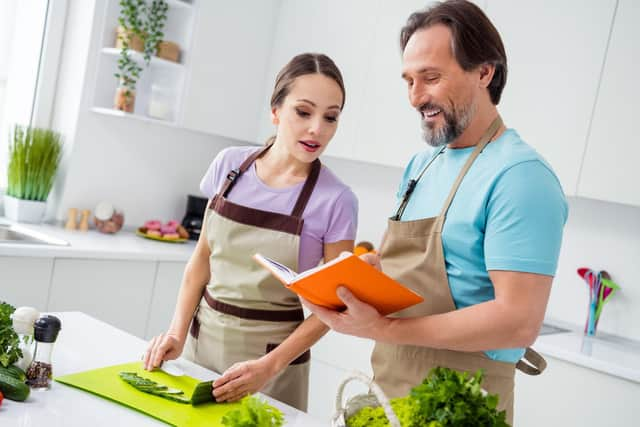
[396,129,568,363]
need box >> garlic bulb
[11,306,41,335]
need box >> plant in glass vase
[114,0,145,112]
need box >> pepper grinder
[65,208,78,230]
[25,315,62,390]
[79,209,91,232]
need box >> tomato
[0,389,4,406]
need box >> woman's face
[271,73,343,163]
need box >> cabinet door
[145,261,186,339]
[259,0,380,161]
[515,356,640,426]
[577,0,640,206]
[181,0,280,143]
[0,256,53,311]
[355,0,442,168]
[48,259,156,337]
[485,0,616,195]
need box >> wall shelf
[100,47,184,70]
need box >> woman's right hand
[143,332,184,370]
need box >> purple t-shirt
[200,146,358,272]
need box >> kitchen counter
[0,218,195,262]
[534,319,640,383]
[0,312,324,427]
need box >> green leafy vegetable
[0,302,23,368]
[119,372,190,404]
[221,395,284,427]
[346,367,509,427]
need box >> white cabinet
[0,256,53,311]
[485,0,617,196]
[515,356,640,426]
[260,0,380,160]
[577,0,640,206]
[180,0,280,143]
[48,258,156,337]
[145,261,185,339]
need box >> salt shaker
[25,315,62,390]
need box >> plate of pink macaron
[136,219,190,243]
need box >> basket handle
[330,371,401,427]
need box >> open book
[253,252,424,315]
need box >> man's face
[401,25,479,147]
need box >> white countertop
[535,319,640,384]
[0,219,196,262]
[0,312,324,427]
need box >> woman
[143,53,357,411]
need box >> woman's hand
[143,332,184,370]
[213,358,277,402]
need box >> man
[303,0,567,423]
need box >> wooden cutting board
[55,362,241,426]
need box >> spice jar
[26,315,62,390]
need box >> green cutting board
[55,362,241,427]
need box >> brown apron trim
[216,143,321,219]
[266,343,311,365]
[210,195,305,235]
[290,159,321,217]
[515,347,547,376]
[189,316,201,339]
[203,290,305,322]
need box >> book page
[253,254,297,284]
[295,251,353,281]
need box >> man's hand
[213,358,276,402]
[301,287,391,340]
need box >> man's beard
[420,101,475,147]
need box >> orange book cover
[253,252,424,315]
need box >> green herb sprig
[0,302,23,368]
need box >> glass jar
[147,84,174,121]
[25,315,62,390]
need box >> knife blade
[158,360,185,376]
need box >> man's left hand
[301,287,390,339]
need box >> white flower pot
[3,194,47,223]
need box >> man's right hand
[360,252,382,271]
[143,332,184,370]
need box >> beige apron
[183,144,320,411]
[371,116,546,424]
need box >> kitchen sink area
[0,221,69,246]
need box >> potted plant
[4,125,63,223]
[113,0,171,112]
[114,0,145,112]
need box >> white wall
[49,0,240,226]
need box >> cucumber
[0,369,30,401]
[2,365,26,381]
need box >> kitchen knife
[158,360,185,376]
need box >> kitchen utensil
[55,362,237,426]
[159,359,185,377]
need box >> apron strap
[290,159,321,218]
[219,144,272,198]
[515,347,547,375]
[435,116,503,230]
[217,144,322,219]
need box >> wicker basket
[330,371,401,427]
